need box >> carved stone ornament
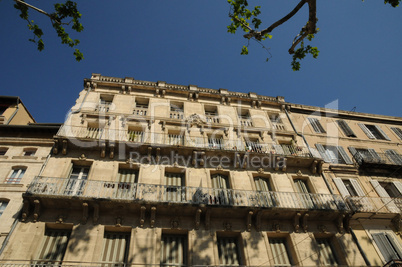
[216,165,223,171]
[171,218,180,229]
[78,154,87,161]
[272,222,281,233]
[318,224,328,233]
[257,168,264,174]
[186,114,206,127]
[223,222,232,231]
[296,170,303,176]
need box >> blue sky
[0,1,401,123]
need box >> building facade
[0,74,401,266]
[0,97,59,253]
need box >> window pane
[217,237,241,266]
[37,229,71,264]
[316,238,338,266]
[101,232,130,265]
[0,201,8,217]
[161,234,187,266]
[269,238,292,266]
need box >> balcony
[26,176,348,212]
[238,116,253,127]
[347,196,401,216]
[57,126,313,158]
[132,107,148,116]
[351,151,402,175]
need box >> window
[23,148,36,156]
[127,129,144,143]
[238,109,252,127]
[165,172,184,202]
[254,177,274,207]
[65,166,89,195]
[205,106,219,123]
[0,201,8,217]
[308,118,326,133]
[217,236,242,266]
[208,135,224,149]
[101,232,130,265]
[168,132,184,146]
[244,138,263,153]
[115,168,138,199]
[337,120,356,137]
[170,102,184,119]
[133,98,149,116]
[269,238,293,266]
[0,147,8,156]
[6,167,26,183]
[315,238,339,266]
[98,95,113,112]
[37,229,71,265]
[86,126,104,139]
[270,114,286,131]
[160,234,187,266]
[385,149,402,165]
[315,144,353,164]
[372,232,402,263]
[391,127,402,140]
[211,174,230,205]
[293,179,314,209]
[370,180,401,213]
[333,177,373,210]
[358,123,390,140]
[348,147,381,164]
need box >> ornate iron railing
[347,196,402,214]
[351,151,402,166]
[27,177,348,212]
[56,126,313,158]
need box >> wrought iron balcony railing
[27,176,349,212]
[56,126,313,158]
[347,196,402,214]
[351,151,402,167]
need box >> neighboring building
[0,74,400,266]
[0,97,60,253]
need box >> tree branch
[244,0,308,39]
[14,0,51,18]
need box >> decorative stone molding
[100,142,106,158]
[21,200,30,222]
[337,214,345,234]
[78,154,87,161]
[294,212,301,233]
[115,217,122,227]
[272,222,281,233]
[301,213,309,232]
[150,206,156,228]
[82,202,88,225]
[247,211,253,232]
[171,218,180,229]
[223,222,232,231]
[33,199,40,222]
[62,140,68,155]
[255,211,262,231]
[109,143,115,159]
[318,224,328,234]
[257,168,264,174]
[195,209,202,230]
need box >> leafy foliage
[227,0,399,71]
[14,0,84,61]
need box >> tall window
[98,95,113,112]
[308,118,326,133]
[358,123,390,140]
[337,120,356,137]
[127,129,144,143]
[269,238,293,266]
[37,229,71,265]
[133,98,149,116]
[315,144,353,164]
[372,232,402,263]
[168,132,184,146]
[211,174,230,205]
[165,172,184,202]
[101,232,130,265]
[205,106,219,123]
[333,178,373,210]
[6,167,26,183]
[208,135,224,150]
[115,169,138,199]
[65,166,89,195]
[217,236,242,266]
[0,201,8,217]
[170,102,184,119]
[244,138,263,153]
[238,109,252,127]
[293,179,314,209]
[254,177,274,207]
[370,180,401,213]
[316,238,339,266]
[160,234,187,266]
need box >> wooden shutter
[0,201,7,217]
[368,149,381,162]
[370,180,400,213]
[316,238,338,266]
[316,144,330,163]
[337,120,356,137]
[217,237,241,266]
[337,146,353,165]
[165,173,184,202]
[308,118,326,133]
[393,182,402,195]
[269,238,292,266]
[118,169,138,184]
[161,234,187,266]
[374,125,391,141]
[294,179,310,193]
[101,232,130,264]
[372,233,402,263]
[273,144,284,155]
[211,174,228,189]
[386,150,402,165]
[349,179,365,197]
[391,127,402,140]
[333,178,350,197]
[254,177,271,191]
[358,123,376,139]
[309,147,322,159]
[37,229,71,263]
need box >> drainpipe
[0,141,56,257]
[350,227,371,266]
[284,107,334,194]
[6,97,20,125]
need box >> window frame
[101,231,131,265]
[308,118,326,134]
[268,236,294,267]
[160,233,188,267]
[358,123,391,141]
[6,167,26,184]
[36,228,71,264]
[216,235,243,266]
[0,200,9,217]
[370,231,402,264]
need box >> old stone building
[0,74,401,266]
[0,96,60,253]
